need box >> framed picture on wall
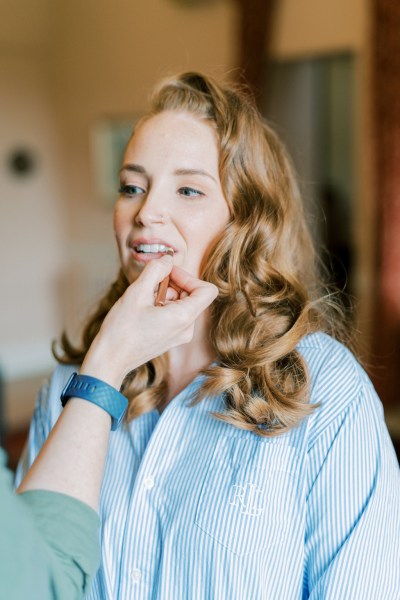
[90,116,138,208]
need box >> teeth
[136,243,173,253]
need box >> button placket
[122,404,180,597]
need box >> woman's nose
[134,191,168,226]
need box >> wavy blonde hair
[56,71,349,436]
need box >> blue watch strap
[60,372,128,431]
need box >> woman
[17,72,400,599]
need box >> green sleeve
[0,448,100,600]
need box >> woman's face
[114,110,230,283]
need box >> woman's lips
[130,247,172,263]
[129,239,177,263]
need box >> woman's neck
[165,311,215,404]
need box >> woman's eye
[118,184,145,197]
[178,187,204,198]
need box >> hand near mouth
[80,255,218,390]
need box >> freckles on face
[115,110,230,280]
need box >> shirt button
[131,568,142,583]
[143,475,155,490]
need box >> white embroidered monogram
[229,482,265,516]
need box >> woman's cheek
[113,203,126,237]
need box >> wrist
[60,373,128,431]
[63,396,113,428]
[81,339,125,390]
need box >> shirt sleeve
[18,490,100,597]
[9,366,101,599]
[304,378,400,599]
[0,448,100,600]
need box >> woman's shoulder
[297,331,366,394]
[296,332,382,446]
[297,330,353,354]
[37,363,78,425]
[48,363,77,392]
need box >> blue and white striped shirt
[16,333,400,599]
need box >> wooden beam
[234,0,278,103]
[371,0,400,407]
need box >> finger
[182,282,219,311]
[164,288,217,326]
[168,265,217,296]
[165,286,179,302]
[168,281,183,294]
[134,255,174,293]
[166,274,219,318]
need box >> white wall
[0,53,65,380]
[271,0,367,57]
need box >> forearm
[17,397,111,511]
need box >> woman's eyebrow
[120,164,217,184]
[119,163,147,175]
[174,168,217,183]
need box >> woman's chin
[123,263,143,284]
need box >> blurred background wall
[0,0,398,459]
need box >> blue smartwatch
[60,372,128,431]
